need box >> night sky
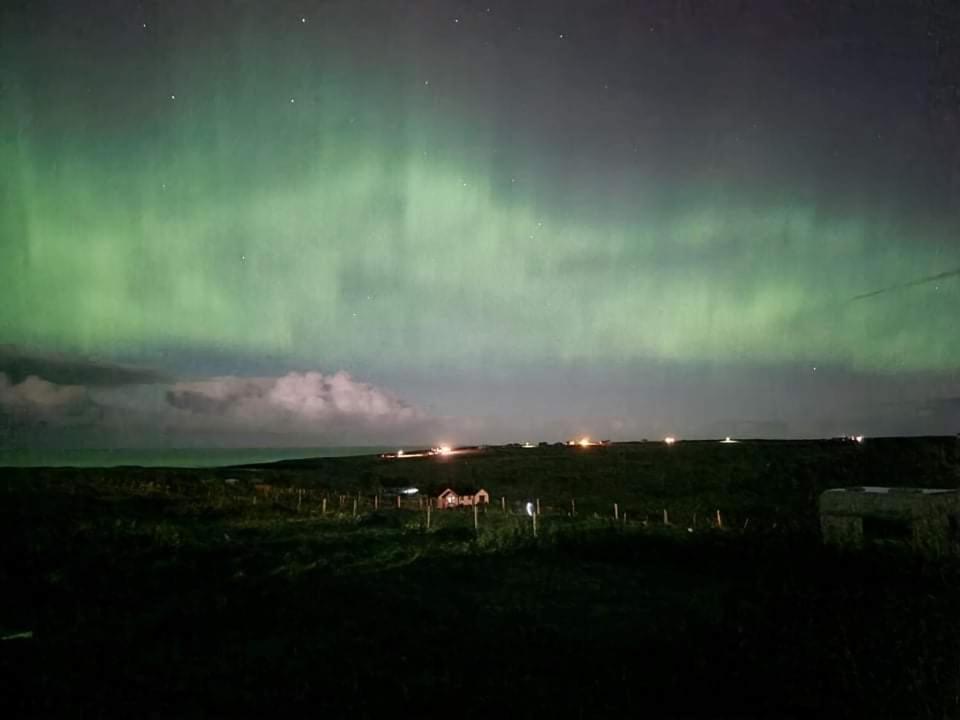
[2,0,960,448]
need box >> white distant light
[525,502,534,517]
[397,449,404,456]
[437,445,453,455]
[579,437,591,447]
[664,436,677,445]
[522,442,534,448]
[401,487,419,495]
[854,435,865,443]
[721,437,738,444]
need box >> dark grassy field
[2,438,959,717]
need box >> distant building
[435,487,490,509]
[820,487,960,555]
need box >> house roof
[436,486,485,497]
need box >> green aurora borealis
[2,1,959,443]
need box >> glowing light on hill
[579,437,591,447]
[664,436,677,445]
[436,445,453,455]
[721,437,738,444]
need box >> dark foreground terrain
[2,438,960,717]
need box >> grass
[2,438,959,717]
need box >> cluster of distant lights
[388,435,865,460]
[389,445,454,459]
[567,437,606,447]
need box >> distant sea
[0,447,396,468]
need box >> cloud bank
[0,360,430,448]
[165,371,421,433]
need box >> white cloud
[165,371,421,429]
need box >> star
[170,95,176,100]
[290,98,295,103]
[300,17,307,24]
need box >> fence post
[396,495,401,509]
[532,510,538,538]
[571,498,576,517]
[374,495,379,511]
[536,498,541,516]
[352,497,357,517]
[473,503,479,533]
[614,503,619,521]
[716,509,723,529]
[426,502,432,530]
[663,508,669,526]
[322,497,327,515]
[501,496,506,513]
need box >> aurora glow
[2,1,959,446]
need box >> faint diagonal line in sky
[850,268,960,302]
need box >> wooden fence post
[532,510,538,538]
[501,496,506,513]
[396,495,401,509]
[426,502,432,530]
[614,503,619,521]
[352,497,357,517]
[374,495,379,511]
[716,509,723,529]
[536,498,541,516]
[322,497,327,515]
[571,498,576,517]
[473,503,479,532]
